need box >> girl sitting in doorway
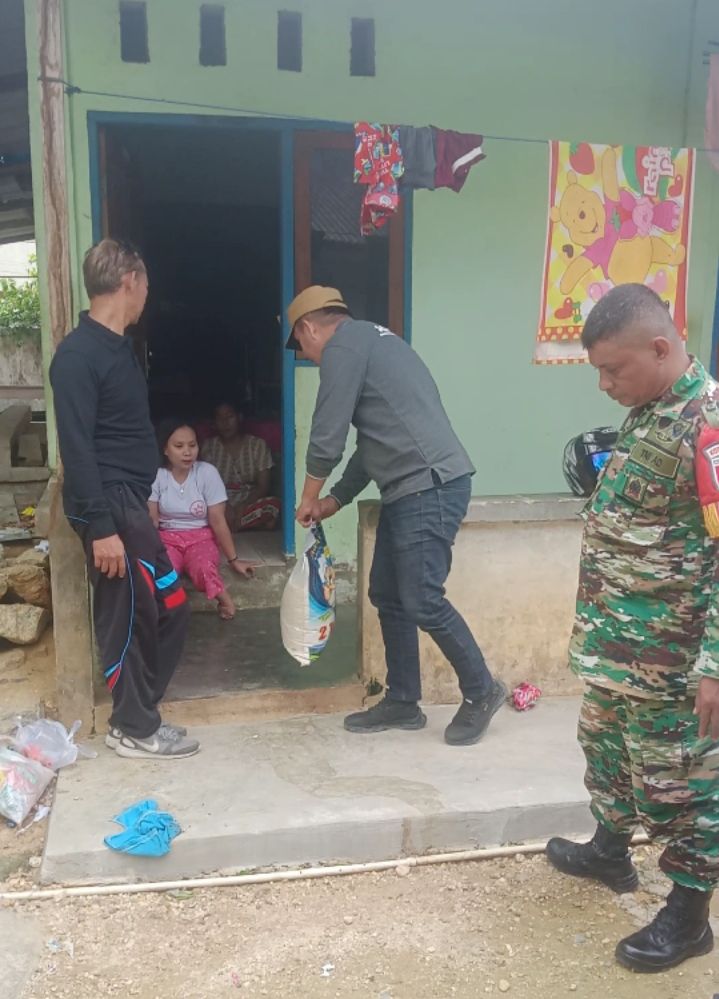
[149,420,255,620]
[200,402,280,532]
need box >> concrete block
[0,402,30,468]
[16,432,43,466]
[42,697,592,885]
[6,467,50,483]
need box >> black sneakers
[344,682,507,741]
[444,681,508,746]
[344,695,427,733]
[615,884,714,972]
[545,824,639,893]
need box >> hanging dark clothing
[398,126,436,191]
[433,129,486,192]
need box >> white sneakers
[106,724,199,759]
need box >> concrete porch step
[186,532,356,612]
[187,532,289,612]
[41,697,592,886]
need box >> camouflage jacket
[570,357,719,699]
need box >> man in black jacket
[50,239,198,759]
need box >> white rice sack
[280,524,336,666]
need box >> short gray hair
[83,239,146,298]
[581,283,675,349]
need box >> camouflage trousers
[578,684,719,891]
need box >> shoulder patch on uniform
[620,473,648,505]
[629,441,680,479]
[644,418,691,454]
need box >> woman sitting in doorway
[149,420,255,620]
[200,402,281,532]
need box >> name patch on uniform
[644,418,690,455]
[629,441,680,479]
[620,473,648,505]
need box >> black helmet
[563,427,618,497]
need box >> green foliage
[0,255,41,345]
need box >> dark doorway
[94,117,407,704]
[101,124,282,431]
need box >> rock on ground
[3,563,52,609]
[0,604,50,645]
[16,549,50,571]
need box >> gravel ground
[0,845,716,999]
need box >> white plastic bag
[12,719,94,771]
[281,524,336,666]
[0,747,54,824]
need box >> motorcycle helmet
[563,427,618,497]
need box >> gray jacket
[306,319,474,506]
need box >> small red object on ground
[512,682,542,711]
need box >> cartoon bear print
[551,147,686,296]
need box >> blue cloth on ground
[104,798,181,857]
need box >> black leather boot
[545,824,639,893]
[615,884,714,973]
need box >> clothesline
[38,76,719,155]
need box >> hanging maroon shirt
[433,129,486,192]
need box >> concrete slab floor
[41,697,594,886]
[94,604,358,709]
[167,603,358,699]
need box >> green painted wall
[27,0,719,563]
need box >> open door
[98,125,148,370]
[98,125,147,247]
[294,131,405,342]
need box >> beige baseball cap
[285,286,349,349]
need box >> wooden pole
[36,0,95,733]
[37,0,72,348]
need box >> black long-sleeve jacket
[49,312,158,541]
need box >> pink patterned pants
[159,527,224,601]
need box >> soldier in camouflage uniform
[546,284,719,973]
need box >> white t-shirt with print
[150,461,228,531]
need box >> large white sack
[280,524,336,666]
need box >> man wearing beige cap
[287,286,506,745]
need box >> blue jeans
[369,474,493,703]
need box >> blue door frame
[87,111,412,556]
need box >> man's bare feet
[217,590,236,620]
